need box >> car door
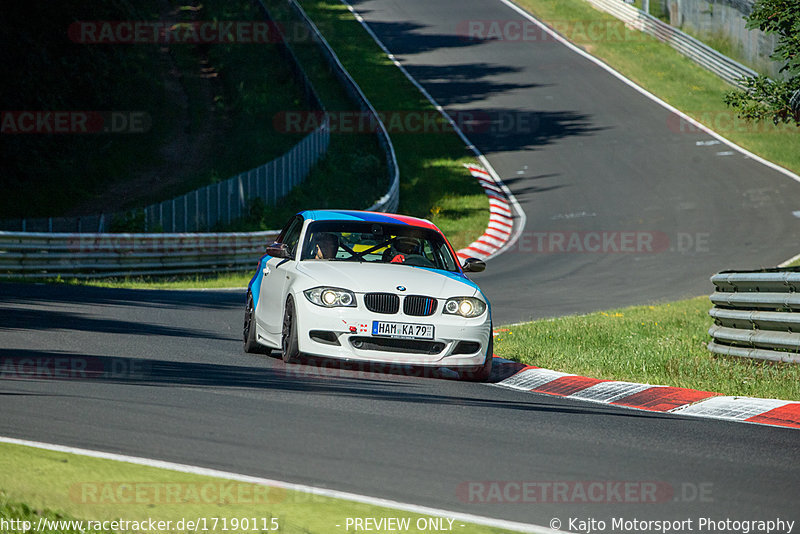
[259,215,303,336]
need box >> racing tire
[243,293,261,354]
[459,333,493,382]
[281,296,301,364]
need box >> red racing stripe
[612,387,720,412]
[533,375,607,396]
[467,166,490,177]
[745,403,800,428]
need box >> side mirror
[265,242,291,259]
[462,257,486,273]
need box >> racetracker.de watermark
[455,19,648,43]
[667,111,795,135]
[0,356,149,380]
[273,110,541,135]
[507,231,710,254]
[71,481,286,505]
[457,481,713,504]
[0,111,151,134]
[68,21,283,44]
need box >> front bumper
[293,291,492,368]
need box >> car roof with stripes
[300,210,439,231]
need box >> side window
[279,217,303,258]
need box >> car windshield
[300,221,459,272]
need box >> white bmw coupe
[243,210,493,381]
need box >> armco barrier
[2,2,329,235]
[3,0,402,233]
[0,231,279,279]
[277,0,400,213]
[143,125,329,233]
[0,124,329,234]
[583,0,758,86]
[708,269,800,363]
[0,1,402,278]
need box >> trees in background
[724,0,800,126]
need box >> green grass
[289,0,488,247]
[21,273,255,290]
[125,0,311,209]
[0,442,517,534]
[494,296,800,401]
[1,493,113,534]
[214,0,489,247]
[513,0,799,174]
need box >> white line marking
[569,382,656,404]
[498,0,800,186]
[478,235,506,247]
[485,229,512,240]
[671,397,790,420]
[488,220,513,231]
[0,436,562,534]
[498,368,571,390]
[339,0,527,260]
[467,241,496,253]
[779,251,800,268]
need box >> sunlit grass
[0,443,517,534]
[495,296,800,400]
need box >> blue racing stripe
[301,210,413,225]
[247,254,270,308]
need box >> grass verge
[494,296,800,401]
[0,442,515,534]
[0,273,254,291]
[16,0,491,287]
[512,0,799,174]
[282,0,489,248]
[225,0,489,248]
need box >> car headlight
[443,297,486,318]
[303,287,356,308]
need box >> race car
[243,210,493,381]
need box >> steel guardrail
[0,231,280,279]
[583,0,758,86]
[0,0,401,278]
[280,0,400,213]
[708,269,800,363]
[4,0,401,233]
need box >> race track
[1,284,798,528]
[2,0,800,530]
[346,0,800,324]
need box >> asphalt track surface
[2,0,800,530]
[2,283,799,529]
[344,0,800,325]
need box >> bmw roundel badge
[397,285,406,291]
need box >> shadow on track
[0,307,233,340]
[0,348,682,422]
[0,283,244,311]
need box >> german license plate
[372,321,434,340]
